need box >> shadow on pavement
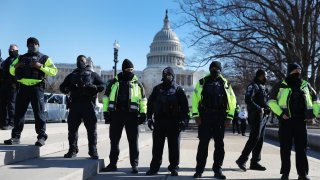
[264,138,320,160]
[6,156,105,179]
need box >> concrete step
[0,123,108,167]
[0,131,152,180]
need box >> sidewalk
[92,131,320,180]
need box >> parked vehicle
[25,93,69,123]
[25,93,104,123]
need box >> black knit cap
[162,67,175,79]
[209,61,222,71]
[77,55,86,61]
[122,59,134,71]
[287,63,301,75]
[255,69,266,77]
[27,37,39,46]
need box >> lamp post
[113,40,120,77]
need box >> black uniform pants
[109,111,139,167]
[0,84,16,127]
[232,118,240,134]
[150,117,180,172]
[67,102,97,153]
[279,119,308,176]
[12,84,47,140]
[238,111,267,164]
[196,111,225,173]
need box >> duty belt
[202,106,225,113]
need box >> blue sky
[0,0,197,71]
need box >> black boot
[146,169,158,175]
[35,138,46,147]
[281,174,289,180]
[89,150,99,159]
[213,169,226,179]
[4,138,20,145]
[131,166,139,174]
[250,162,266,171]
[236,159,247,171]
[170,169,178,176]
[298,175,310,180]
[64,150,78,158]
[193,172,202,178]
[102,164,117,172]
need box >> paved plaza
[0,123,319,180]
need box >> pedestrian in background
[0,44,19,130]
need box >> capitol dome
[146,10,185,69]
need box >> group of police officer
[0,37,316,180]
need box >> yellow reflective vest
[267,80,320,118]
[10,54,57,86]
[103,75,147,114]
[192,74,237,120]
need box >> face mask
[123,71,133,79]
[9,50,18,57]
[27,45,39,53]
[77,60,86,69]
[290,73,300,80]
[210,69,221,78]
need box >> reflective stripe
[192,74,236,118]
[130,105,139,110]
[271,80,315,118]
[107,75,146,113]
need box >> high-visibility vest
[103,75,147,114]
[267,80,319,118]
[192,74,237,120]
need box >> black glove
[104,112,111,124]
[138,113,147,125]
[179,120,187,131]
[85,84,97,94]
[147,118,154,131]
[264,108,271,115]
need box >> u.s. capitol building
[52,11,205,105]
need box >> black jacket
[59,66,105,103]
[1,56,18,85]
[245,78,268,112]
[147,82,189,121]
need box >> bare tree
[177,0,320,90]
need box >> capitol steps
[0,123,108,167]
[0,123,152,180]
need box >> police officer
[233,105,240,134]
[192,61,236,179]
[145,67,189,176]
[102,59,147,174]
[0,44,19,130]
[59,55,105,159]
[268,63,318,180]
[4,37,57,146]
[235,70,268,171]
